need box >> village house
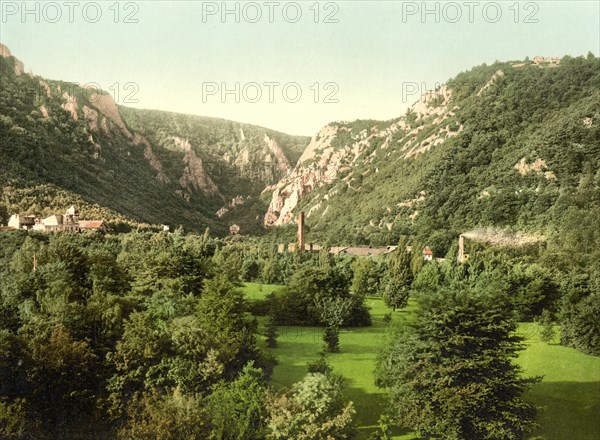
[6,214,36,230]
[6,206,109,233]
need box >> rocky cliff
[263,84,462,227]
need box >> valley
[0,30,599,440]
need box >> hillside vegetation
[0,47,308,234]
[264,54,600,258]
[2,47,598,246]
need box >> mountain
[1,44,598,251]
[0,43,309,234]
[262,54,600,255]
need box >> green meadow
[242,282,600,440]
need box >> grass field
[242,282,600,440]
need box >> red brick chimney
[297,211,305,252]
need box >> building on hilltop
[533,56,561,65]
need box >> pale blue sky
[1,1,599,135]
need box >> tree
[106,311,173,418]
[261,256,279,284]
[318,297,351,353]
[205,363,267,439]
[0,398,28,439]
[118,389,210,440]
[265,314,278,348]
[266,372,356,439]
[196,275,261,374]
[0,203,8,226]
[273,266,370,327]
[382,278,410,311]
[376,287,540,440]
[561,288,600,355]
[537,309,556,344]
[411,261,445,293]
[351,258,383,297]
[27,324,99,433]
[212,246,244,285]
[383,239,413,311]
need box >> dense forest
[0,226,597,438]
[0,230,365,438]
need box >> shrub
[266,373,356,439]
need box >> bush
[266,373,356,439]
[307,354,333,375]
[323,325,340,353]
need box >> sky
[1,1,599,136]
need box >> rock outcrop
[514,157,556,180]
[263,134,292,174]
[90,93,132,138]
[0,43,24,75]
[263,125,342,226]
[263,86,460,226]
[83,106,99,132]
[133,134,170,184]
[174,137,219,196]
[61,92,79,120]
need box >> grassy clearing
[242,282,286,301]
[516,323,600,440]
[241,283,600,440]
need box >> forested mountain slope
[1,44,598,248]
[264,54,600,255]
[0,44,308,234]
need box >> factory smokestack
[298,211,305,252]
